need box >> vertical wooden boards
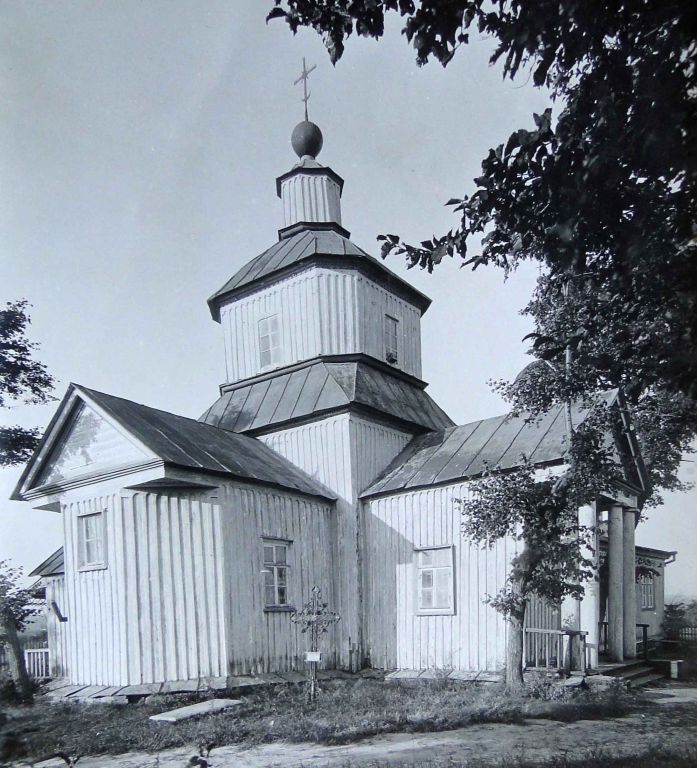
[61,492,122,686]
[59,489,227,686]
[260,413,414,671]
[219,267,424,385]
[355,274,422,379]
[45,577,68,678]
[362,482,515,673]
[216,481,335,675]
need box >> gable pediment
[35,401,149,486]
[14,388,158,499]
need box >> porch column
[579,504,599,669]
[608,505,624,661]
[623,508,637,659]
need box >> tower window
[258,314,281,368]
[384,315,399,364]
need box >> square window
[262,539,290,608]
[384,315,399,364]
[259,315,281,368]
[78,511,106,569]
[416,546,454,614]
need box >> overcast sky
[1,1,694,598]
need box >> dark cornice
[208,254,431,319]
[240,402,430,440]
[278,221,351,240]
[217,353,430,395]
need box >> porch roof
[361,392,628,497]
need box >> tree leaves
[0,300,55,467]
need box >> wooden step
[627,671,666,688]
[610,664,656,680]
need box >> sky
[1,1,694,599]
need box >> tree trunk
[506,608,525,690]
[1,613,33,704]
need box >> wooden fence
[679,627,697,642]
[0,641,51,679]
[523,627,588,674]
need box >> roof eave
[207,254,432,321]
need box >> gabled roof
[361,391,639,498]
[13,384,336,502]
[207,226,431,320]
[199,359,454,434]
[29,547,64,577]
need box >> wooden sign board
[305,651,322,663]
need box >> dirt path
[29,687,697,768]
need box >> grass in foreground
[1,677,638,761]
[340,747,697,768]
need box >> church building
[14,119,662,690]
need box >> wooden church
[14,118,662,689]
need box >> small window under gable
[262,538,290,609]
[78,509,106,570]
[258,314,281,369]
[384,314,399,364]
[639,573,655,610]
[415,546,455,615]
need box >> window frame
[639,572,656,610]
[77,509,107,572]
[384,314,399,365]
[261,537,292,612]
[414,544,455,616]
[258,313,282,370]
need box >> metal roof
[13,385,335,502]
[207,226,431,319]
[77,386,335,500]
[361,395,620,497]
[29,547,64,577]
[199,360,454,434]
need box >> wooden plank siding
[53,479,336,685]
[220,266,423,384]
[362,482,516,672]
[214,482,335,674]
[260,414,413,669]
[58,490,226,686]
[45,576,69,678]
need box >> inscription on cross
[294,57,317,121]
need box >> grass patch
[1,677,639,762]
[339,747,697,768]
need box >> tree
[268,0,696,409]
[0,299,55,466]
[0,300,54,701]
[460,401,621,687]
[0,561,39,704]
[268,1,696,681]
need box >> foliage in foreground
[348,747,697,768]
[0,678,635,760]
[0,299,55,467]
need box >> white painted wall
[362,482,516,672]
[280,173,342,227]
[259,413,413,668]
[56,488,227,686]
[219,266,423,383]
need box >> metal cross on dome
[294,57,317,121]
